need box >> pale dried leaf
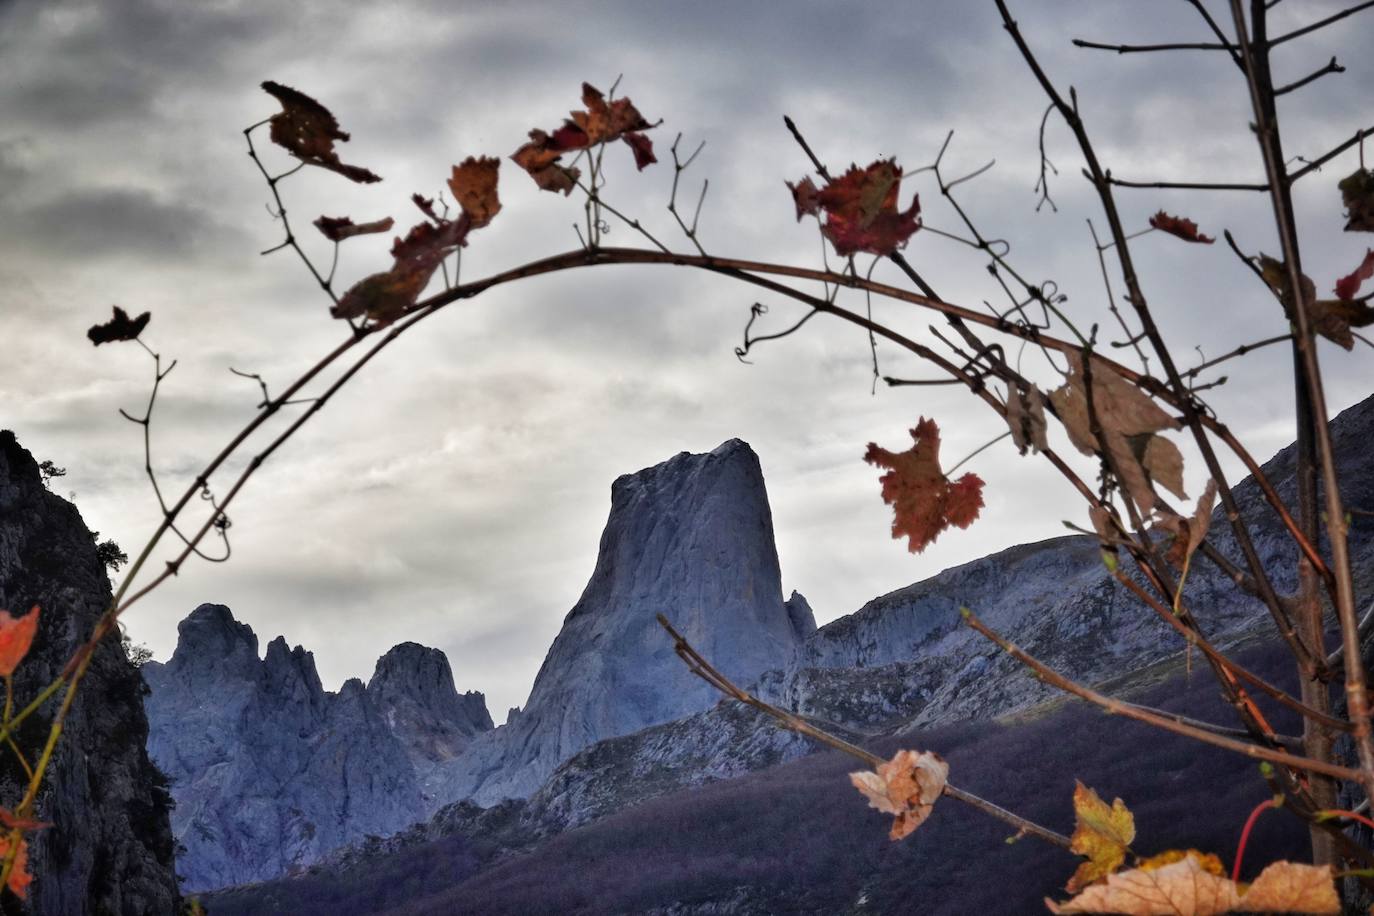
[1141,434,1186,501]
[849,749,949,841]
[1049,854,1242,915]
[1006,384,1049,454]
[1238,860,1339,913]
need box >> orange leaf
[864,418,985,554]
[1149,210,1214,244]
[260,81,380,184]
[849,749,948,840]
[86,306,151,346]
[312,215,395,242]
[447,156,502,229]
[0,834,32,899]
[794,159,921,257]
[0,607,38,678]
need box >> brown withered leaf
[511,130,581,195]
[313,215,395,242]
[1049,354,1182,514]
[1339,167,1374,232]
[849,749,948,841]
[864,418,985,554]
[1048,853,1339,915]
[510,82,658,192]
[1067,780,1136,893]
[1004,383,1049,455]
[1159,479,1218,569]
[260,81,381,184]
[333,218,469,323]
[1333,248,1374,300]
[1150,210,1215,244]
[87,306,151,346]
[1239,860,1340,912]
[447,156,501,228]
[1262,253,1374,349]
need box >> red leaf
[334,218,470,323]
[786,177,821,220]
[622,132,657,170]
[1149,210,1214,244]
[1334,248,1374,300]
[0,607,39,678]
[793,160,921,257]
[312,215,395,242]
[260,81,381,184]
[0,833,32,899]
[511,82,658,193]
[864,418,985,553]
[87,306,150,346]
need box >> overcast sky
[2,0,1370,720]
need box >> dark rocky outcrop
[0,431,180,914]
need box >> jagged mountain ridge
[141,606,493,891]
[0,431,180,915]
[245,391,1374,911]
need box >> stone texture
[0,431,180,915]
[434,439,807,805]
[144,607,426,891]
[368,642,493,799]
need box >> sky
[2,0,1371,720]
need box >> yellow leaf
[1067,780,1136,892]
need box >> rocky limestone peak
[170,603,259,673]
[368,642,493,737]
[437,438,807,804]
[785,590,817,640]
[0,432,180,914]
[263,636,327,724]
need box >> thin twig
[656,614,1073,851]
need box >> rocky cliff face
[0,431,179,915]
[368,642,493,797]
[434,439,810,805]
[142,606,493,891]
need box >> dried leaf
[333,218,468,323]
[1050,354,1183,514]
[797,159,921,257]
[622,131,657,170]
[0,607,39,678]
[446,156,502,229]
[1159,480,1218,568]
[1150,210,1215,244]
[412,193,441,222]
[1048,854,1339,915]
[1067,781,1136,893]
[849,749,948,840]
[312,215,395,242]
[87,306,151,346]
[1334,248,1374,300]
[1262,253,1374,349]
[864,418,985,554]
[1005,384,1049,455]
[510,82,658,192]
[1137,849,1226,875]
[1240,860,1340,913]
[1051,853,1240,914]
[786,176,821,220]
[260,81,381,184]
[1340,167,1374,232]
